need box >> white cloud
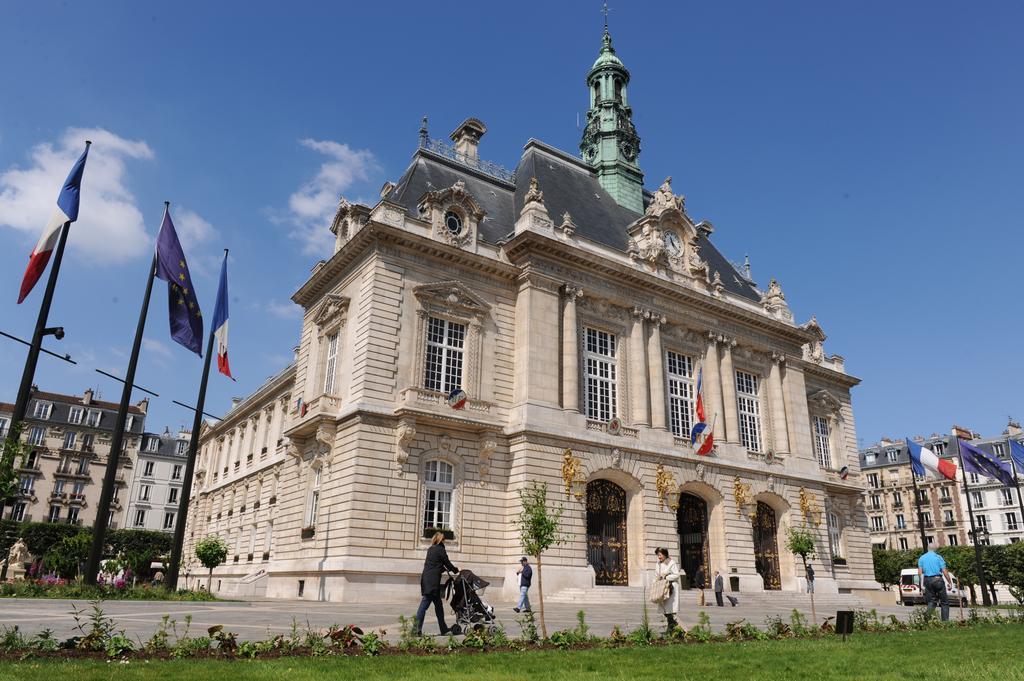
[0,127,154,262]
[266,298,302,319]
[172,206,220,276]
[285,138,380,253]
[143,338,174,359]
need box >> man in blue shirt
[917,547,951,621]
[514,557,532,613]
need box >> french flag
[905,437,957,481]
[212,252,233,379]
[18,142,90,303]
[695,366,705,423]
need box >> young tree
[516,481,564,639]
[0,424,27,522]
[786,526,818,625]
[194,536,229,592]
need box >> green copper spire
[579,23,643,213]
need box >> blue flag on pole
[959,439,1014,487]
[154,206,203,355]
[1010,439,1024,476]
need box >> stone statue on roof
[645,176,684,217]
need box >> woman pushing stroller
[414,532,459,636]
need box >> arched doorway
[677,493,709,586]
[753,501,781,590]
[586,479,628,586]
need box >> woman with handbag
[652,547,681,634]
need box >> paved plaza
[0,594,921,643]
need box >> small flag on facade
[155,206,203,355]
[212,251,233,378]
[905,437,957,481]
[1010,439,1024,475]
[959,439,1015,487]
[18,142,90,303]
[695,366,705,423]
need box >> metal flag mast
[953,430,991,606]
[165,249,228,591]
[83,203,165,585]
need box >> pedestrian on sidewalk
[917,546,951,621]
[653,547,681,634]
[694,564,707,606]
[514,556,532,613]
[805,564,815,594]
[713,570,724,607]
[414,532,459,636]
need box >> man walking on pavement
[513,556,532,613]
[805,564,815,594]
[917,546,951,621]
[713,570,724,607]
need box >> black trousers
[715,590,724,606]
[414,592,448,634]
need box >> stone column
[720,338,740,444]
[768,353,790,455]
[562,286,582,412]
[704,334,725,441]
[513,271,562,408]
[647,312,667,430]
[630,307,650,426]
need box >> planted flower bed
[0,601,1020,661]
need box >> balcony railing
[940,497,952,505]
[943,520,956,527]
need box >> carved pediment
[414,281,491,318]
[627,178,709,280]
[801,317,828,363]
[420,179,486,219]
[312,293,350,328]
[808,389,842,415]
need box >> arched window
[593,81,601,104]
[614,77,622,101]
[423,460,454,531]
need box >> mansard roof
[386,139,760,302]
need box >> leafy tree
[20,521,83,556]
[516,481,564,639]
[43,532,92,579]
[994,542,1024,605]
[108,529,172,561]
[0,424,28,522]
[194,536,229,591]
[938,545,981,604]
[872,548,917,592]
[785,526,818,624]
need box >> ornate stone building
[182,26,875,601]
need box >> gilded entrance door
[753,501,781,590]
[677,493,709,586]
[586,480,628,586]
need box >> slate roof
[386,139,760,302]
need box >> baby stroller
[444,569,498,635]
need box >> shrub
[194,536,229,591]
[43,532,91,579]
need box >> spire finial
[602,1,610,29]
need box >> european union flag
[1009,439,1024,476]
[959,439,1014,487]
[155,206,203,355]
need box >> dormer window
[444,210,463,236]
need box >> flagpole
[83,206,163,585]
[166,249,226,591]
[954,436,991,607]
[907,455,929,551]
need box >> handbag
[649,576,670,603]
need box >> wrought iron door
[677,493,709,586]
[586,480,628,585]
[753,501,781,590]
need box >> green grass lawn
[2,625,1022,681]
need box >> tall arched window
[593,81,601,104]
[423,460,454,531]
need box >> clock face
[665,231,682,255]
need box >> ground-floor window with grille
[584,327,617,421]
[735,370,762,452]
[666,351,694,438]
[424,317,466,393]
[423,459,454,532]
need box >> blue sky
[1,1,1021,446]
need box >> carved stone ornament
[801,317,828,364]
[645,177,685,217]
[560,211,576,237]
[711,271,725,298]
[421,179,485,248]
[395,417,416,467]
[695,462,706,481]
[478,432,497,484]
[312,293,350,328]
[611,448,623,468]
[414,281,491,320]
[439,434,452,454]
[626,222,666,267]
[799,487,822,526]
[808,389,842,416]
[766,474,775,491]
[655,463,679,511]
[524,176,544,204]
[561,448,585,500]
[760,278,793,321]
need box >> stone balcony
[396,387,502,430]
